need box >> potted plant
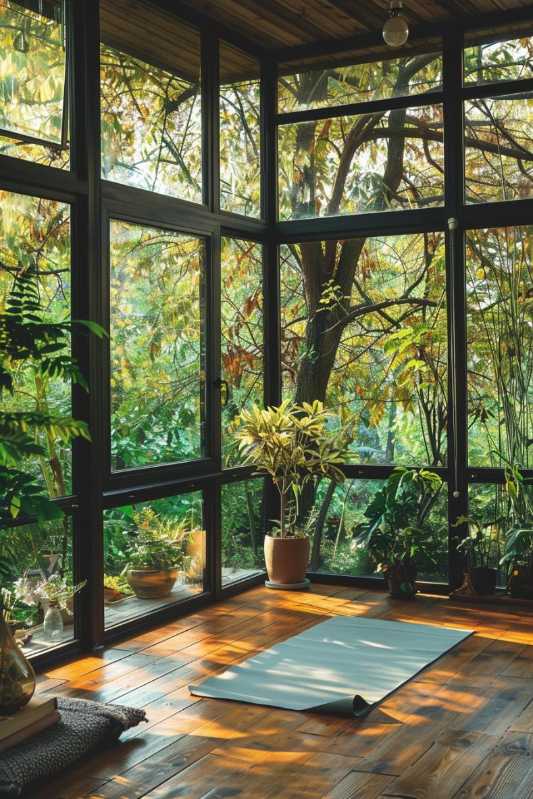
[451,515,501,596]
[500,468,533,599]
[103,575,133,605]
[124,508,192,599]
[355,467,443,598]
[233,400,349,588]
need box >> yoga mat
[190,616,473,717]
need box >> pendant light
[383,0,410,47]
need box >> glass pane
[0,190,72,497]
[467,483,510,588]
[466,227,533,469]
[110,220,206,470]
[0,0,69,168]
[464,95,533,204]
[278,53,442,113]
[280,233,447,466]
[464,35,533,85]
[100,0,202,201]
[309,477,448,582]
[220,42,261,217]
[221,479,264,586]
[221,238,263,467]
[0,516,75,657]
[278,105,444,220]
[104,492,205,629]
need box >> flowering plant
[14,574,86,610]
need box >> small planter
[264,535,310,588]
[385,561,417,599]
[508,566,533,600]
[103,587,129,606]
[126,568,178,599]
[470,566,498,596]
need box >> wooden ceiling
[97,0,533,82]
[178,0,533,52]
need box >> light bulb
[383,1,409,47]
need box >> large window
[277,52,445,221]
[221,237,263,467]
[278,53,442,112]
[219,44,261,217]
[278,105,445,220]
[103,491,205,629]
[221,478,264,586]
[110,220,206,471]
[0,516,75,656]
[281,233,447,466]
[100,0,202,201]
[0,0,69,168]
[0,190,72,496]
[306,477,448,583]
[466,226,532,470]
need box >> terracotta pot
[126,568,178,599]
[385,560,417,599]
[470,566,497,595]
[264,535,310,585]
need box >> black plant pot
[385,561,417,599]
[470,566,497,596]
[508,567,533,600]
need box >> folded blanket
[0,697,147,797]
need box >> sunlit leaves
[220,79,261,216]
[100,45,202,201]
[0,191,73,501]
[466,226,533,469]
[0,1,69,167]
[110,220,204,470]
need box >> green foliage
[233,400,350,537]
[123,507,195,571]
[355,467,443,572]
[0,264,104,521]
[453,514,502,571]
[499,468,533,574]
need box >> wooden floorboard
[30,584,533,799]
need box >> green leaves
[0,263,99,522]
[354,466,443,570]
[233,400,351,536]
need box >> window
[100,0,202,201]
[466,226,532,470]
[464,34,533,85]
[465,95,533,204]
[0,190,72,496]
[110,220,206,471]
[103,491,205,629]
[220,43,261,217]
[221,237,263,467]
[278,105,444,220]
[281,233,447,466]
[221,479,264,586]
[0,517,75,656]
[0,0,69,168]
[278,52,442,113]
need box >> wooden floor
[33,583,533,799]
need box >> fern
[0,264,104,522]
